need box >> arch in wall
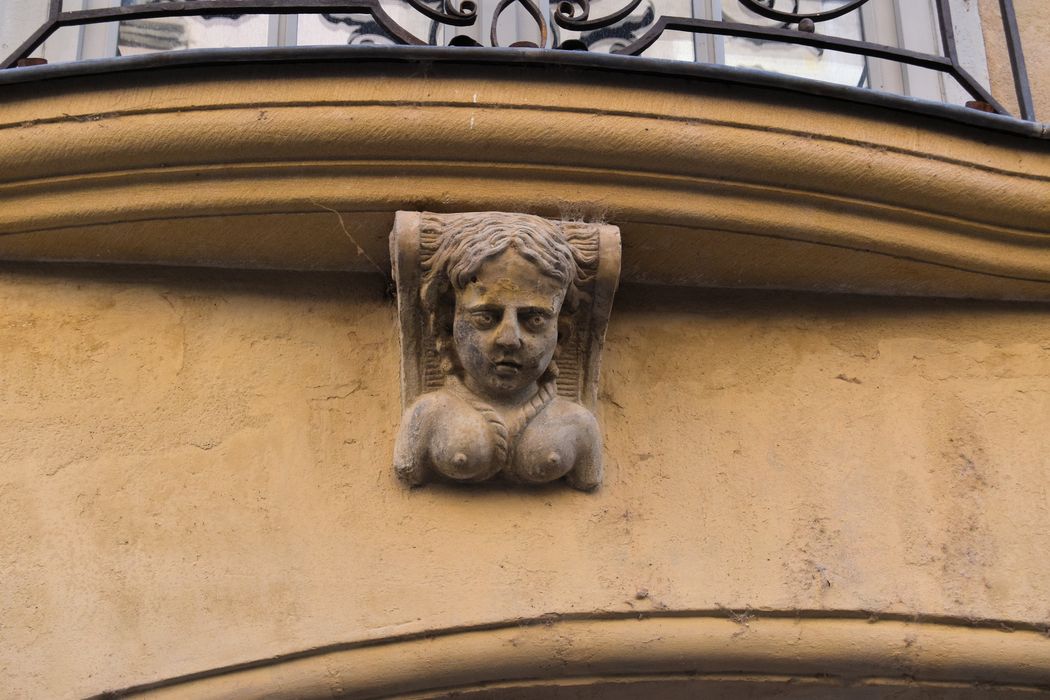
[108,613,1050,698]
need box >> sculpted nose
[494,314,523,349]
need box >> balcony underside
[1,49,1049,301]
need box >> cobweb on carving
[417,213,600,403]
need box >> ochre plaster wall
[3,264,1050,698]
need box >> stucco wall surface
[2,264,1050,697]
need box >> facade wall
[3,265,1050,697]
[2,2,1050,697]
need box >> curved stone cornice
[108,613,1050,698]
[1,53,1049,299]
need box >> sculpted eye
[523,313,549,331]
[471,311,497,329]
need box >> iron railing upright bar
[999,0,1036,121]
[932,0,1008,114]
[934,0,959,65]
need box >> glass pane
[116,14,271,55]
[63,0,205,7]
[2,0,53,62]
[29,26,86,64]
[720,0,866,87]
[56,2,275,57]
[296,6,436,46]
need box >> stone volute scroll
[391,212,621,491]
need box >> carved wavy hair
[420,212,595,379]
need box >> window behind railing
[0,0,1035,121]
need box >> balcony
[1,0,1039,121]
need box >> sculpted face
[453,249,566,403]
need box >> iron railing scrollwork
[1,0,1036,121]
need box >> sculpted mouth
[493,359,523,375]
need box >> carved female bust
[393,213,607,490]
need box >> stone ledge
[1,58,1049,300]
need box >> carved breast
[505,402,579,484]
[425,387,585,485]
[428,394,501,482]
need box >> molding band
[104,612,1050,698]
[1,59,1049,299]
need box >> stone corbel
[391,211,621,490]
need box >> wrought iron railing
[1,0,1036,121]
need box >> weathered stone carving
[391,212,621,490]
